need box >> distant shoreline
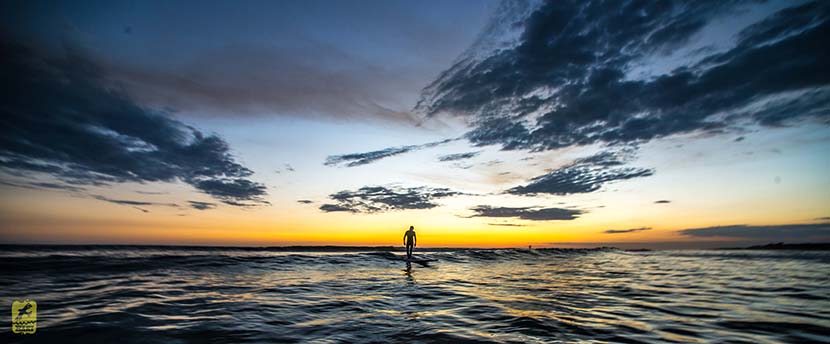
[0,243,827,251]
[0,244,617,252]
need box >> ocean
[1,246,828,343]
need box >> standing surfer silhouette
[403,226,416,260]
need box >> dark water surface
[1,246,829,343]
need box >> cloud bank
[417,0,830,151]
[678,224,830,240]
[0,38,268,207]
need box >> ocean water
[1,246,828,343]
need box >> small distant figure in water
[403,226,417,260]
[528,245,532,250]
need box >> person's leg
[406,245,412,259]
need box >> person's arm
[413,232,416,247]
[403,232,406,246]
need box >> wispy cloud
[325,146,416,168]
[488,223,527,227]
[467,205,583,221]
[275,163,295,174]
[319,185,463,213]
[605,227,652,234]
[102,42,426,123]
[0,180,85,192]
[91,195,176,207]
[508,148,654,196]
[91,195,180,212]
[324,139,453,167]
[134,190,170,195]
[654,200,672,204]
[188,201,217,210]
[438,151,480,162]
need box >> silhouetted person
[403,226,416,260]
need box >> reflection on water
[404,262,415,284]
[1,247,828,343]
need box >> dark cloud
[297,200,314,204]
[488,223,526,227]
[0,37,268,207]
[91,195,178,212]
[134,190,169,195]
[655,200,672,204]
[507,167,653,195]
[438,151,480,162]
[188,201,217,211]
[678,223,830,240]
[508,148,654,196]
[417,1,830,151]
[190,179,268,206]
[319,185,463,213]
[319,204,356,213]
[0,180,85,192]
[605,227,652,234]
[324,139,452,167]
[468,205,582,221]
[91,195,162,207]
[816,217,830,221]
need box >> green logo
[12,300,37,334]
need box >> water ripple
[1,247,828,343]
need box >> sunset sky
[1,0,828,248]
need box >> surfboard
[403,257,437,264]
[368,252,437,265]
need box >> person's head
[409,226,414,231]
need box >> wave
[0,246,618,273]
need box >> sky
[1,0,828,248]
